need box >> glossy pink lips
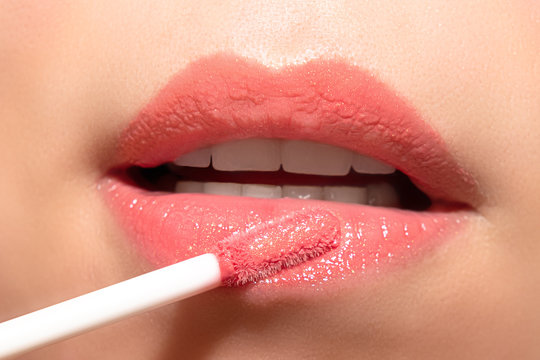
[102,54,477,296]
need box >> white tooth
[173,148,211,168]
[212,139,280,171]
[203,182,242,196]
[323,186,367,204]
[282,185,323,200]
[352,154,395,174]
[241,184,282,199]
[175,181,204,193]
[366,182,400,207]
[281,140,353,176]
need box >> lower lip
[101,175,468,298]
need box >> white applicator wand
[0,210,340,359]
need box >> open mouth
[101,54,479,299]
[129,139,430,210]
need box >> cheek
[0,1,72,61]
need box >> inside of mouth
[125,139,432,211]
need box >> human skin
[1,0,539,359]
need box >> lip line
[101,53,479,296]
[116,53,480,208]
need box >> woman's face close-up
[1,1,539,359]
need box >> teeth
[173,148,211,168]
[323,186,367,204]
[175,181,204,193]
[366,182,400,207]
[281,140,353,176]
[176,180,373,204]
[212,139,281,171]
[241,184,282,199]
[176,139,395,175]
[352,154,395,175]
[203,182,242,196]
[282,185,324,200]
[172,140,399,205]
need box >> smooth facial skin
[1,1,539,359]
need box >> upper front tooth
[173,147,211,168]
[281,140,353,176]
[352,154,395,174]
[212,139,281,171]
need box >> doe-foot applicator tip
[217,209,341,286]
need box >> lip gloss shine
[102,54,475,299]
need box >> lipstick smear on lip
[104,54,475,294]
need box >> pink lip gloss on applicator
[0,210,340,359]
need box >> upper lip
[115,53,480,207]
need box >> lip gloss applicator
[0,210,340,359]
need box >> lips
[101,53,479,297]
